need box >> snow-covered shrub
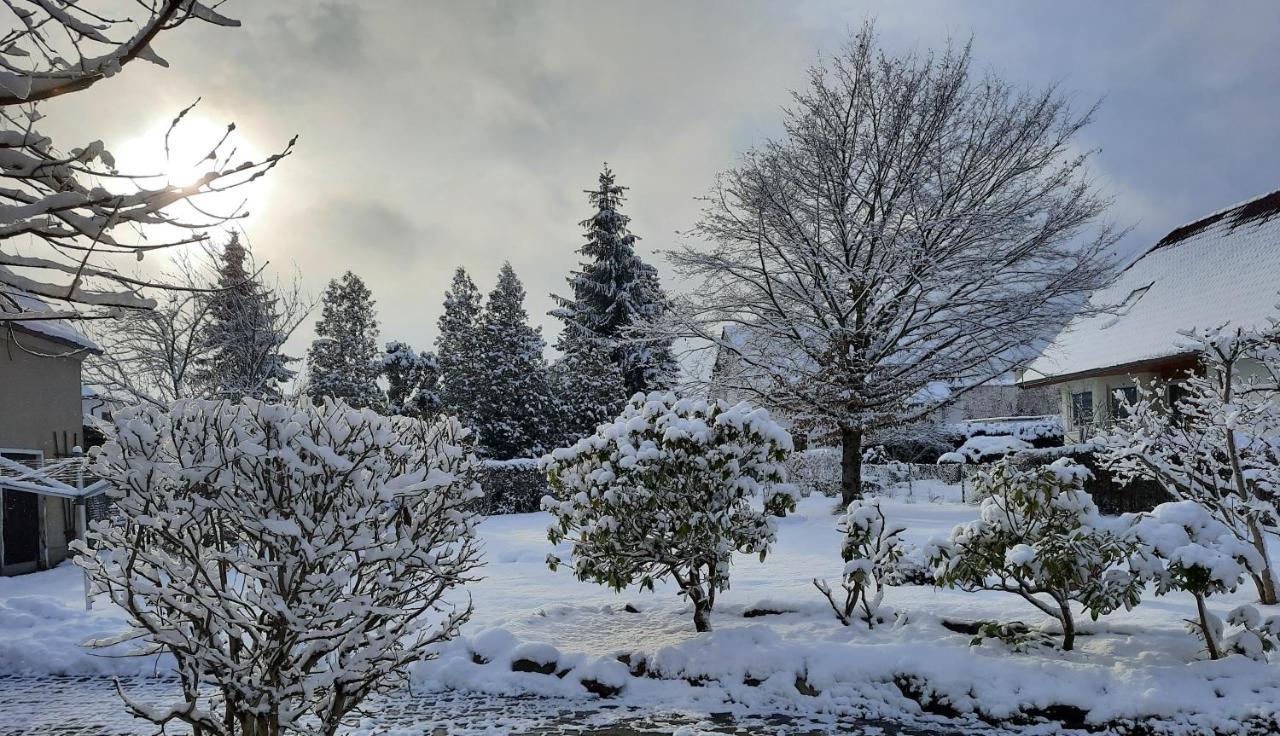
[477,458,547,514]
[542,392,797,632]
[1103,325,1280,605]
[74,399,483,736]
[861,461,912,497]
[956,416,1064,445]
[1132,501,1266,660]
[814,499,907,627]
[949,434,1033,464]
[785,446,843,497]
[1223,604,1280,661]
[928,459,1143,650]
[862,445,892,466]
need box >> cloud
[36,0,1280,357]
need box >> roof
[1,288,100,353]
[1023,188,1280,385]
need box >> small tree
[543,392,796,632]
[383,340,442,419]
[436,267,485,430]
[814,499,907,627]
[1132,500,1267,660]
[75,399,483,736]
[1104,325,1280,604]
[928,459,1142,650]
[306,272,383,410]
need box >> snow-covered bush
[955,416,1064,445]
[1132,501,1267,660]
[949,434,1033,464]
[74,399,483,736]
[542,392,796,632]
[1223,604,1280,661]
[1104,325,1280,604]
[928,459,1143,650]
[814,499,907,627]
[862,445,892,466]
[786,447,843,497]
[478,458,547,514]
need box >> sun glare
[113,113,272,219]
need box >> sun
[112,111,273,219]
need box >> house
[1021,188,1280,442]
[0,292,108,575]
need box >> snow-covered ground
[3,489,1280,734]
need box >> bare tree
[669,24,1120,505]
[0,1,294,323]
[83,240,310,408]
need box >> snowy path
[0,676,978,735]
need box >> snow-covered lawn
[4,490,1280,734]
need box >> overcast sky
[40,1,1280,354]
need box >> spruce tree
[435,267,485,431]
[196,234,296,401]
[383,340,442,419]
[305,271,383,409]
[475,263,554,459]
[552,166,678,394]
[549,330,626,447]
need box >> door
[2,489,40,574]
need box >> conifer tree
[549,330,627,447]
[305,272,383,409]
[195,234,296,402]
[475,263,554,458]
[383,340,442,419]
[435,267,485,430]
[552,166,678,395]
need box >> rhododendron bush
[542,392,796,632]
[928,459,1143,650]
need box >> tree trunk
[1057,600,1076,652]
[1246,519,1278,605]
[1194,592,1222,660]
[692,594,713,632]
[840,424,863,507]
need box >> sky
[38,0,1280,356]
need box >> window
[1070,391,1094,428]
[1109,386,1138,420]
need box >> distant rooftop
[1,288,100,353]
[1023,188,1280,385]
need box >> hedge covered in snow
[477,458,547,515]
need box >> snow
[950,434,1032,463]
[7,491,1280,732]
[954,415,1063,442]
[1025,191,1280,382]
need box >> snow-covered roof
[1024,189,1280,385]
[1,289,99,353]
